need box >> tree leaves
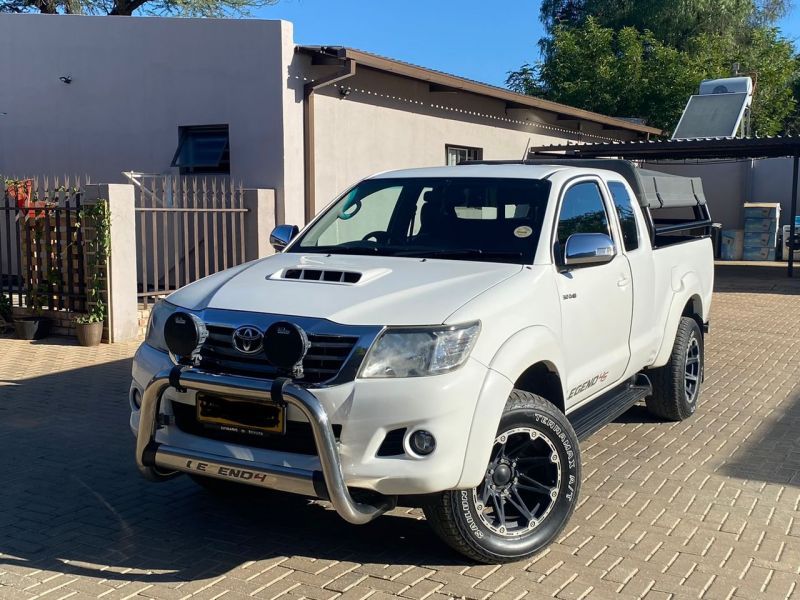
[0,0,277,17]
[509,4,799,136]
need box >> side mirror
[563,233,616,269]
[270,224,299,252]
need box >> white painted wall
[0,14,296,214]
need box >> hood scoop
[269,265,391,286]
[285,268,361,284]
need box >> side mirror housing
[270,224,299,252]
[562,233,616,269]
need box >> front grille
[198,325,358,384]
[172,401,341,455]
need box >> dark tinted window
[291,177,551,264]
[608,181,640,251]
[171,125,230,175]
[557,182,610,242]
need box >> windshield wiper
[396,248,524,260]
[297,245,385,255]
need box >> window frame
[550,176,618,266]
[445,144,483,165]
[171,124,231,175]
[607,180,641,252]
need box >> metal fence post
[242,189,277,261]
[84,183,139,343]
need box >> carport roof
[527,135,800,160]
[297,46,662,138]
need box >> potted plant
[13,283,52,340]
[74,305,104,347]
[74,200,110,347]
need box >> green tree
[0,0,276,16]
[511,3,799,135]
[539,0,790,48]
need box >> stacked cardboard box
[742,203,781,261]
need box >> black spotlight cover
[264,321,310,373]
[164,312,208,362]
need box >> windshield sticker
[514,226,533,238]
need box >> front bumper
[132,342,494,506]
[137,365,395,524]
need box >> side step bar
[568,374,652,440]
[136,366,396,525]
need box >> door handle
[617,275,631,288]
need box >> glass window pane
[557,182,610,241]
[608,181,640,251]
[171,126,230,174]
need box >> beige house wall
[308,66,635,215]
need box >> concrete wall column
[242,189,277,261]
[84,184,139,343]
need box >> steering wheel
[362,231,390,244]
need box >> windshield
[289,177,551,264]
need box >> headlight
[145,300,179,352]
[360,322,480,378]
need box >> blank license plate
[196,393,285,436]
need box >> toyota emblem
[232,326,264,355]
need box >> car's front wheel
[424,390,581,563]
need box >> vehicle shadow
[714,263,800,296]
[721,389,800,487]
[0,358,462,584]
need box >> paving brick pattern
[1,266,800,600]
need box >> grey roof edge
[297,45,662,137]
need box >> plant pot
[13,317,52,340]
[76,321,104,347]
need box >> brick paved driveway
[1,265,799,600]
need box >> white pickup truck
[131,159,714,563]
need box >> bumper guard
[136,365,395,524]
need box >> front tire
[646,316,704,421]
[424,391,581,563]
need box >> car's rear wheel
[424,390,580,563]
[646,316,704,421]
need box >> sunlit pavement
[1,264,799,600]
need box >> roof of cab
[368,164,564,180]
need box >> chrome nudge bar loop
[135,366,395,525]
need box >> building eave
[297,45,663,138]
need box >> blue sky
[257,0,799,89]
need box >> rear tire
[646,316,704,421]
[424,391,580,563]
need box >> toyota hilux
[130,159,714,563]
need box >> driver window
[316,186,402,246]
[557,181,611,243]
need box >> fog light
[132,388,142,409]
[409,430,436,456]
[164,311,208,364]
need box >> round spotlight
[164,312,208,363]
[263,321,309,376]
[409,430,436,456]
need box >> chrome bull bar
[136,366,395,525]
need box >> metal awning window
[447,144,483,166]
[171,125,230,174]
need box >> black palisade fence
[1,177,88,314]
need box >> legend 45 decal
[567,371,609,399]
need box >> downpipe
[135,366,396,525]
